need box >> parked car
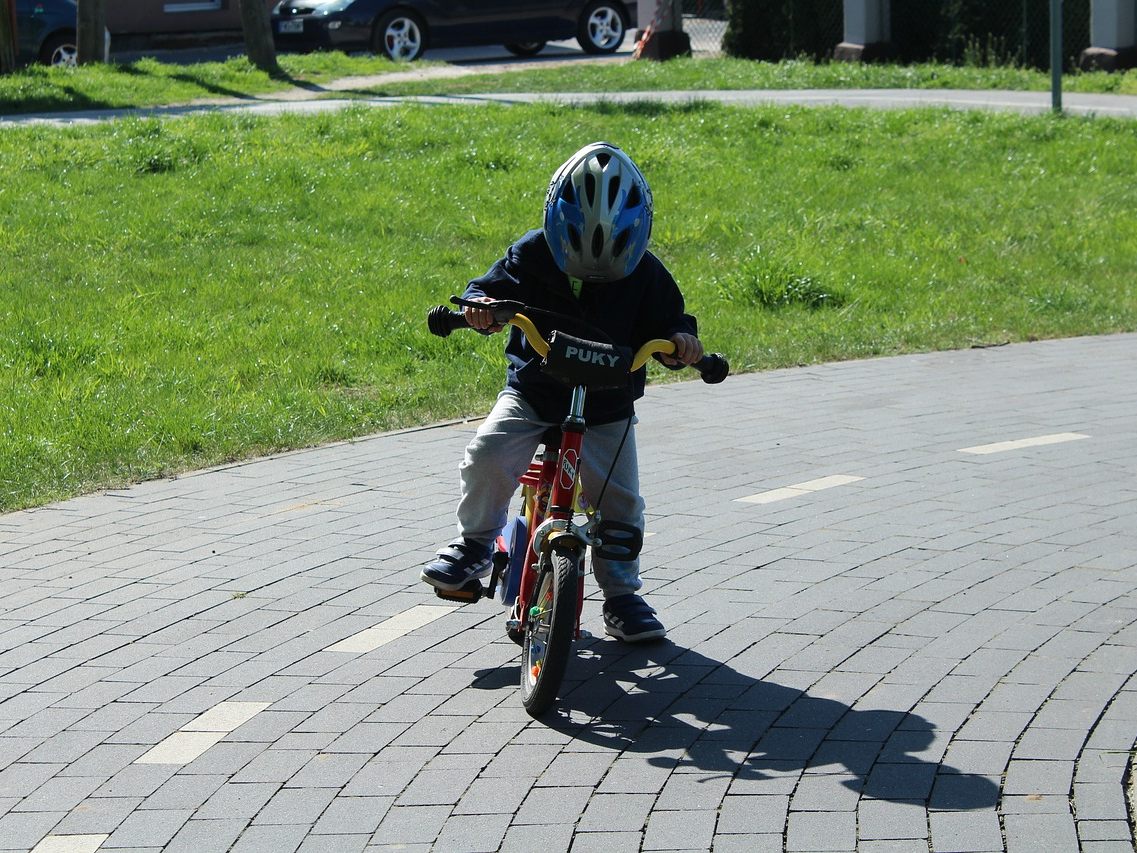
[15,0,78,66]
[270,0,636,61]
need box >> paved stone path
[4,85,1137,127]
[1,333,1135,851]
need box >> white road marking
[325,604,456,654]
[958,432,1089,455]
[134,701,270,766]
[180,701,270,732]
[736,474,865,504]
[30,837,108,853]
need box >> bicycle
[426,296,729,716]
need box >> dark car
[271,0,636,61]
[15,0,78,66]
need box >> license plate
[277,20,303,34]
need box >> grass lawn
[1,53,1136,115]
[1,74,1135,512]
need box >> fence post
[834,0,891,61]
[1080,0,1137,69]
[1050,0,1063,112]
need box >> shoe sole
[604,625,667,642]
[420,567,491,592]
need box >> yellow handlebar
[632,340,677,371]
[506,313,674,371]
[506,314,550,358]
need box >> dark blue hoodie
[463,229,698,425]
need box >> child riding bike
[421,142,704,643]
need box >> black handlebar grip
[694,353,729,384]
[426,305,469,338]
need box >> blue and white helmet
[543,142,653,282]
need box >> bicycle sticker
[560,448,578,490]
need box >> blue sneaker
[421,540,492,592]
[603,594,666,642]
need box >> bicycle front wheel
[520,545,579,716]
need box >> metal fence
[681,0,728,57]
[672,0,1092,70]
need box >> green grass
[2,101,1136,512]
[2,53,1136,115]
[0,51,417,114]
[366,55,1137,97]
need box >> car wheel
[504,41,546,57]
[39,32,78,67]
[372,10,425,62]
[577,1,626,55]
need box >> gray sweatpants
[455,388,644,599]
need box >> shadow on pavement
[481,639,999,810]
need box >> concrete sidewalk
[4,87,1137,127]
[1,333,1136,852]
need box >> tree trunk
[0,0,16,73]
[239,0,282,76]
[77,0,107,64]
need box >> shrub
[891,0,1090,69]
[724,0,844,61]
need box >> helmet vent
[596,152,612,168]
[608,178,621,209]
[584,173,597,206]
[591,225,605,260]
[626,184,641,207]
[612,229,629,258]
[561,181,576,204]
[567,225,582,253]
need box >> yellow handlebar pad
[507,313,673,371]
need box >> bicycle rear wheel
[520,544,579,716]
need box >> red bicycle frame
[513,385,591,641]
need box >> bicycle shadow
[527,639,1000,809]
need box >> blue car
[271,0,636,61]
[15,0,78,66]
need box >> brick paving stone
[101,807,192,849]
[252,786,336,825]
[498,822,574,853]
[569,830,645,853]
[2,334,1136,853]
[714,795,788,835]
[1002,759,1075,796]
[928,810,1004,852]
[429,812,511,853]
[295,833,369,853]
[785,809,857,852]
[163,817,249,853]
[368,804,450,847]
[311,796,393,835]
[196,782,280,820]
[228,823,308,853]
[0,810,65,851]
[642,808,717,851]
[856,798,928,841]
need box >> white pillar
[1091,0,1136,48]
[1082,0,1137,69]
[836,0,891,61]
[844,0,890,44]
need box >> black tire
[504,41,546,57]
[577,1,627,55]
[520,545,579,716]
[39,31,77,67]
[372,9,426,62]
